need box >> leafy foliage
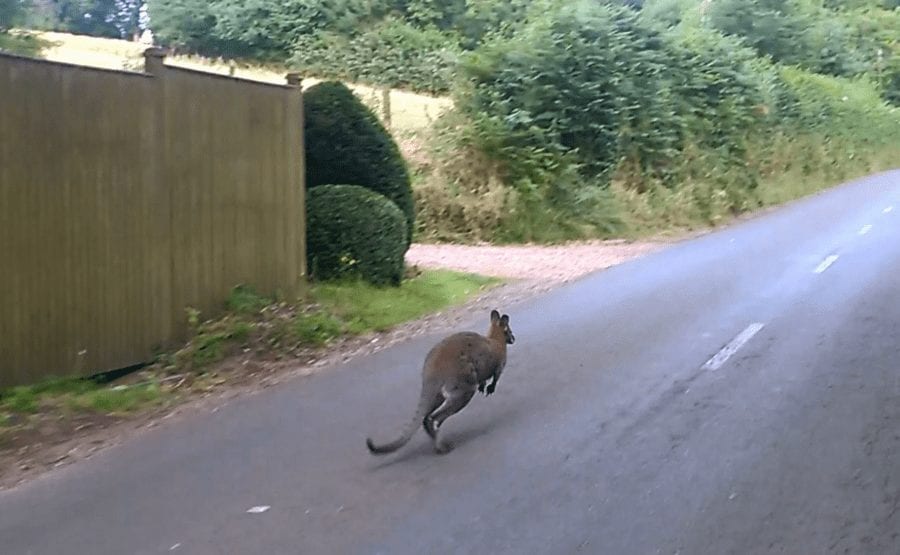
[0,0,51,57]
[292,20,460,93]
[28,0,143,38]
[306,185,407,285]
[704,0,897,84]
[459,4,774,184]
[146,0,220,52]
[0,0,25,32]
[838,5,900,106]
[441,0,900,240]
[148,0,366,58]
[706,0,812,68]
[208,0,366,59]
[8,0,898,244]
[303,81,414,243]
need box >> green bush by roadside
[306,184,408,285]
[303,81,415,244]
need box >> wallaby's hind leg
[422,391,444,439]
[423,415,437,439]
[429,387,476,454]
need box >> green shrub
[459,4,646,180]
[776,67,899,145]
[303,81,415,245]
[150,0,368,59]
[292,20,460,94]
[306,185,407,285]
[456,3,777,193]
[427,0,900,243]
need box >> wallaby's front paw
[478,382,486,393]
[486,383,496,395]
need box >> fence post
[286,72,307,294]
[143,46,177,341]
[286,72,302,89]
[381,87,392,129]
[143,47,167,77]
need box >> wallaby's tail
[366,384,436,455]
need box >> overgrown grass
[167,269,499,370]
[411,105,899,244]
[313,270,499,334]
[610,134,900,237]
[65,383,162,414]
[0,32,51,57]
[1,269,498,432]
[287,309,344,347]
[753,138,900,208]
[0,376,163,422]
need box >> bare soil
[0,238,665,490]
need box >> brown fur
[366,309,515,455]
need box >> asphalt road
[2,171,900,555]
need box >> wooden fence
[0,48,306,388]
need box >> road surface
[2,171,900,554]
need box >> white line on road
[859,225,872,235]
[814,255,839,274]
[886,206,895,214]
[702,323,765,371]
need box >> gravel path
[406,239,665,282]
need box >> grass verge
[0,269,500,457]
[164,269,500,370]
[0,376,162,417]
[314,270,498,334]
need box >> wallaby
[366,309,515,455]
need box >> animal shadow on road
[366,402,526,469]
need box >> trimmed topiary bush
[303,81,415,245]
[306,184,407,285]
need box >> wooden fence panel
[0,51,305,388]
[159,66,305,332]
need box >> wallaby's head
[490,309,515,345]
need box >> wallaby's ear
[500,314,509,325]
[490,309,500,322]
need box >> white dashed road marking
[859,225,872,235]
[885,206,894,214]
[702,323,765,371]
[814,255,839,274]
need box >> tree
[148,0,368,59]
[707,0,811,67]
[0,0,25,32]
[24,0,140,38]
[1,0,50,56]
[147,0,218,52]
[109,0,141,38]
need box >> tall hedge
[458,5,784,182]
[306,185,407,285]
[303,81,415,245]
[291,21,460,94]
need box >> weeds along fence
[0,48,306,388]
